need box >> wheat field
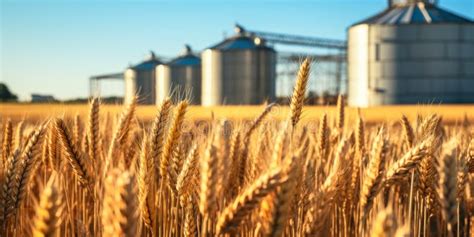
[0,59,473,237]
[1,103,473,125]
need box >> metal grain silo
[124,51,162,105]
[348,0,474,107]
[156,45,201,105]
[201,25,276,106]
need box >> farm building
[156,45,202,105]
[348,0,474,107]
[124,52,162,105]
[201,27,277,106]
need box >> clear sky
[1,0,473,101]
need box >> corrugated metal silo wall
[135,69,156,104]
[156,64,202,105]
[259,50,277,103]
[222,50,255,104]
[124,69,136,105]
[124,68,156,105]
[172,65,201,104]
[156,65,171,105]
[201,49,223,106]
[348,25,370,107]
[349,23,474,107]
[201,48,276,106]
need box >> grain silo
[348,0,474,107]
[156,45,201,105]
[124,51,162,105]
[201,25,276,106]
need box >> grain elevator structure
[124,52,162,104]
[124,51,162,105]
[201,26,277,106]
[348,0,474,107]
[156,45,201,105]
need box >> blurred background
[1,0,473,106]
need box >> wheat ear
[370,207,398,237]
[467,138,473,173]
[184,196,197,237]
[199,142,218,217]
[31,174,62,237]
[289,58,311,127]
[336,95,344,131]
[244,103,276,142]
[438,139,458,236]
[103,169,138,237]
[228,132,242,197]
[137,133,154,230]
[239,103,277,187]
[0,149,21,228]
[1,119,12,164]
[264,155,298,237]
[55,119,91,187]
[384,136,432,185]
[13,120,24,150]
[150,97,172,182]
[160,100,188,193]
[317,113,328,161]
[360,128,387,218]
[87,98,100,162]
[11,125,45,213]
[401,115,415,148]
[47,123,59,170]
[355,116,365,154]
[216,167,285,234]
[176,143,199,199]
[73,113,81,145]
[106,96,137,169]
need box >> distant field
[1,103,473,124]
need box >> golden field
[1,103,473,124]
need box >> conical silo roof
[168,45,201,66]
[354,0,473,25]
[131,51,163,71]
[207,25,275,51]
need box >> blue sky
[1,0,473,100]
